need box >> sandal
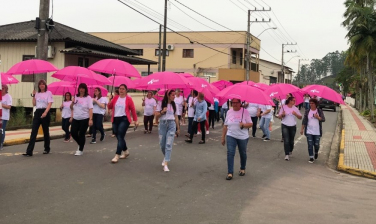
[226,174,233,180]
[239,170,245,176]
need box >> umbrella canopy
[49,81,108,96]
[239,80,256,86]
[88,59,141,78]
[107,76,136,89]
[1,73,19,85]
[137,71,191,90]
[252,83,269,91]
[301,84,345,104]
[180,73,194,78]
[264,83,300,99]
[211,80,233,91]
[216,84,272,105]
[52,66,111,86]
[6,59,58,75]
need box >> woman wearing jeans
[91,87,108,144]
[157,89,180,172]
[300,98,325,163]
[142,91,157,134]
[245,102,261,138]
[60,92,72,143]
[23,80,53,156]
[70,83,93,156]
[108,84,138,163]
[1,85,12,150]
[221,98,253,180]
[259,104,272,141]
[278,97,302,161]
[185,92,207,144]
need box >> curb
[327,107,342,170]
[337,129,376,179]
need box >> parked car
[319,98,337,112]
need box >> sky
[0,0,349,72]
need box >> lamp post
[257,27,277,38]
[285,55,300,83]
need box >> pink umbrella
[88,59,141,78]
[52,66,111,86]
[264,83,300,99]
[1,73,19,85]
[216,84,273,105]
[88,85,109,97]
[211,80,233,90]
[107,76,136,89]
[6,59,58,75]
[239,80,256,86]
[252,83,269,91]
[48,81,76,96]
[301,85,345,104]
[137,71,191,90]
[180,73,194,78]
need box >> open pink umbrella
[239,80,256,86]
[252,83,269,91]
[211,80,233,90]
[52,66,111,86]
[6,59,58,75]
[264,83,300,99]
[1,73,19,85]
[107,76,136,89]
[137,71,191,90]
[49,81,109,97]
[216,84,272,105]
[180,73,194,78]
[88,85,109,97]
[301,84,345,104]
[88,59,141,78]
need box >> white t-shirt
[62,101,72,119]
[35,91,53,109]
[246,103,259,117]
[174,95,184,116]
[187,96,197,118]
[73,96,93,120]
[115,96,127,117]
[93,97,108,115]
[208,101,214,110]
[281,99,286,106]
[156,101,162,112]
[307,109,320,135]
[222,101,228,109]
[279,105,302,126]
[1,94,12,120]
[160,104,176,121]
[260,105,272,119]
[144,97,157,116]
[304,96,310,103]
[225,108,252,140]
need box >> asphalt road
[1,109,375,224]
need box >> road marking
[294,135,304,146]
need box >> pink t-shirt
[307,109,320,135]
[279,105,301,126]
[73,96,94,120]
[225,108,252,140]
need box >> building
[258,58,294,84]
[90,31,262,83]
[0,20,156,109]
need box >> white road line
[294,135,305,146]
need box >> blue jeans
[113,116,130,155]
[227,136,248,174]
[92,113,104,141]
[1,119,8,147]
[306,134,321,157]
[158,120,176,162]
[259,117,271,138]
[282,124,296,155]
[304,102,309,110]
[221,108,228,123]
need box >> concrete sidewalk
[338,105,376,179]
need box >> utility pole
[35,0,50,86]
[158,24,162,72]
[162,0,168,72]
[297,58,309,87]
[281,43,297,83]
[246,8,271,81]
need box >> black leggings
[143,115,154,131]
[190,120,206,141]
[26,109,51,154]
[208,110,216,128]
[71,119,89,151]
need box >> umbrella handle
[31,72,35,96]
[111,73,115,95]
[240,105,244,129]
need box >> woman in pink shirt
[108,84,138,163]
[278,96,302,161]
[300,98,325,163]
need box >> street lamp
[257,27,277,37]
[285,55,300,64]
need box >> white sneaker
[162,159,165,166]
[284,155,289,161]
[197,132,201,135]
[75,150,83,156]
[206,130,209,135]
[163,165,170,172]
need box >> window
[141,71,153,77]
[133,49,143,56]
[182,49,194,58]
[240,52,243,66]
[203,72,216,78]
[78,57,89,68]
[22,55,35,82]
[155,49,169,56]
[232,50,236,64]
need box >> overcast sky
[1,0,349,72]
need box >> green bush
[361,110,371,116]
[7,99,30,128]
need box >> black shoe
[314,153,318,160]
[90,139,96,144]
[281,139,284,142]
[252,135,256,138]
[100,134,105,141]
[185,139,192,143]
[226,174,233,180]
[22,153,32,157]
[261,135,266,139]
[263,138,270,142]
[43,151,49,154]
[212,126,214,129]
[239,171,245,176]
[309,158,314,163]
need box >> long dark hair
[76,83,89,97]
[162,89,176,114]
[93,87,102,99]
[38,79,47,93]
[64,92,72,102]
[286,96,295,105]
